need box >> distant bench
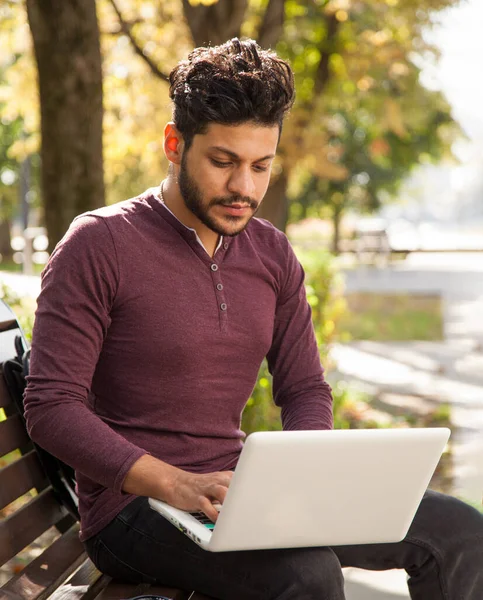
[0,300,214,600]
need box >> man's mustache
[211,196,258,210]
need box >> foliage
[282,0,461,249]
[291,102,456,251]
[331,380,377,430]
[242,359,281,433]
[0,114,24,219]
[0,5,41,226]
[0,84,40,223]
[0,3,39,163]
[0,283,35,342]
[294,247,349,358]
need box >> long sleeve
[266,238,333,431]
[24,215,146,493]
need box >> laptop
[148,427,450,552]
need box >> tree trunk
[257,0,286,49]
[0,220,13,262]
[26,0,105,253]
[182,0,248,47]
[332,204,342,255]
[257,170,289,232]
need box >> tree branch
[257,0,286,49]
[108,0,170,83]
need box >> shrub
[0,283,35,341]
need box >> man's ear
[164,122,184,164]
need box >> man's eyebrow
[208,146,275,162]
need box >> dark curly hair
[169,38,295,150]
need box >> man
[24,38,483,600]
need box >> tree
[295,100,456,253]
[26,0,105,252]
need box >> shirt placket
[209,261,228,332]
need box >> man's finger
[209,483,229,505]
[199,496,219,522]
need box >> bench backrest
[0,303,85,599]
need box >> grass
[339,292,444,341]
[0,260,44,275]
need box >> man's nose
[227,167,256,199]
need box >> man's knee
[269,546,344,600]
[411,490,483,547]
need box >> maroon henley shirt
[24,188,333,541]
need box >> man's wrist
[122,453,179,499]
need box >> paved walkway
[339,254,483,503]
[344,569,409,599]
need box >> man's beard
[178,153,259,237]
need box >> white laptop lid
[206,427,450,551]
[149,428,450,552]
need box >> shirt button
[210,264,218,272]
[216,283,223,291]
[223,242,229,250]
[220,303,227,311]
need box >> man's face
[178,122,279,237]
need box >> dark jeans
[84,490,483,599]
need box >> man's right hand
[122,454,233,522]
[163,468,233,522]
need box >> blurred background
[1,0,482,596]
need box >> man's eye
[211,159,231,168]
[253,165,269,172]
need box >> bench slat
[0,450,48,511]
[0,371,12,409]
[0,524,86,600]
[0,318,17,334]
[0,414,31,457]
[0,488,69,565]
[38,559,106,600]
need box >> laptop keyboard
[189,511,215,530]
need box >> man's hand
[122,454,233,522]
[163,469,233,522]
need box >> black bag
[2,334,80,522]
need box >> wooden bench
[0,301,214,600]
